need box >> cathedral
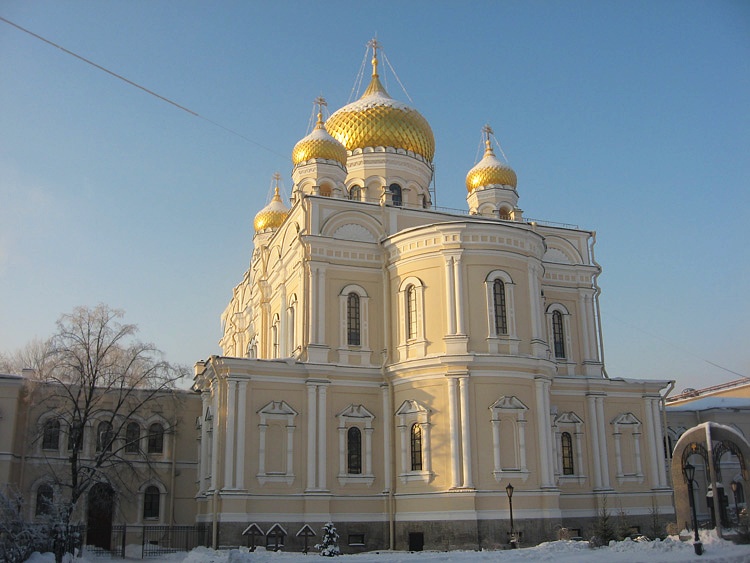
[191,43,673,551]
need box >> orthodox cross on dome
[482,124,495,155]
[272,172,282,199]
[367,37,381,76]
[313,96,327,127]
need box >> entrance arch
[87,483,115,550]
[671,422,750,532]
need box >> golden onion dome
[326,50,435,162]
[292,110,348,167]
[253,186,289,232]
[466,137,517,192]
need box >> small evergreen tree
[590,496,616,547]
[315,522,341,556]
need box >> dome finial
[367,37,381,78]
[362,38,389,97]
[313,96,328,129]
[272,172,282,200]
[482,123,495,156]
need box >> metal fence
[74,524,209,559]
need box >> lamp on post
[731,481,740,525]
[685,463,703,555]
[505,483,517,548]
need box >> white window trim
[138,480,167,524]
[338,285,372,365]
[489,396,530,482]
[397,277,427,360]
[336,404,375,486]
[611,412,644,484]
[257,401,297,485]
[553,411,586,484]
[484,270,519,354]
[287,294,297,358]
[395,399,433,483]
[545,303,574,374]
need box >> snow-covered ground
[25,530,750,563]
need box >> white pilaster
[445,258,456,335]
[454,257,465,335]
[306,383,317,490]
[448,377,461,488]
[596,396,610,488]
[459,376,473,488]
[224,380,237,488]
[317,384,327,490]
[236,381,247,489]
[587,394,602,489]
[382,384,392,491]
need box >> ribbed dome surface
[292,114,348,167]
[466,142,517,192]
[253,188,289,232]
[326,66,435,162]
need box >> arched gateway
[671,422,750,534]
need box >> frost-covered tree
[315,522,341,556]
[21,304,187,561]
[0,488,51,563]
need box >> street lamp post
[731,481,740,526]
[506,483,517,548]
[685,463,703,556]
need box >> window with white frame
[138,481,166,523]
[545,304,573,368]
[257,401,297,485]
[271,314,280,359]
[489,395,529,482]
[485,270,517,353]
[611,412,644,484]
[336,404,375,485]
[147,422,164,454]
[397,277,426,358]
[395,399,432,483]
[35,483,53,517]
[339,285,371,363]
[125,421,140,453]
[42,419,60,451]
[287,295,297,356]
[553,411,586,483]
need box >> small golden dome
[292,110,347,167]
[253,185,289,232]
[326,48,435,162]
[466,131,517,192]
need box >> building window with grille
[148,423,164,454]
[411,423,423,471]
[552,310,566,359]
[347,293,361,346]
[561,432,574,475]
[143,485,160,519]
[42,419,60,451]
[96,421,113,452]
[406,285,417,340]
[125,421,140,453]
[390,183,402,206]
[350,185,361,200]
[347,427,362,474]
[493,279,508,335]
[35,484,53,516]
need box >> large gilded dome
[326,53,435,162]
[253,186,289,232]
[466,138,517,192]
[292,110,347,167]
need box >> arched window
[410,423,423,471]
[125,422,140,453]
[96,421,113,452]
[347,427,362,475]
[390,183,402,207]
[493,279,508,335]
[552,310,566,359]
[406,285,417,340]
[561,432,574,475]
[499,207,511,220]
[350,185,361,201]
[36,484,53,516]
[42,419,60,451]
[147,423,164,454]
[143,485,160,519]
[347,293,361,346]
[734,482,745,504]
[319,184,332,197]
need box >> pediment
[489,395,528,411]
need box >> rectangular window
[348,534,365,546]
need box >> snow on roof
[667,396,750,411]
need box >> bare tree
[0,337,53,378]
[26,304,187,560]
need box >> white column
[423,422,432,474]
[596,396,610,488]
[448,377,461,488]
[528,263,547,356]
[587,394,602,489]
[633,430,643,477]
[200,392,210,490]
[236,381,247,489]
[317,384,327,490]
[643,397,659,487]
[399,421,408,475]
[454,257,465,335]
[652,398,667,487]
[445,258,456,335]
[382,384,392,491]
[613,431,623,476]
[307,383,317,490]
[286,418,295,477]
[535,378,552,487]
[577,290,591,361]
[518,415,528,472]
[224,380,237,488]
[364,427,373,475]
[210,382,221,490]
[491,418,502,473]
[459,376,473,487]
[316,268,326,345]
[338,424,346,475]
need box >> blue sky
[1,1,748,392]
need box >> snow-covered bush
[314,522,341,556]
[0,489,52,563]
